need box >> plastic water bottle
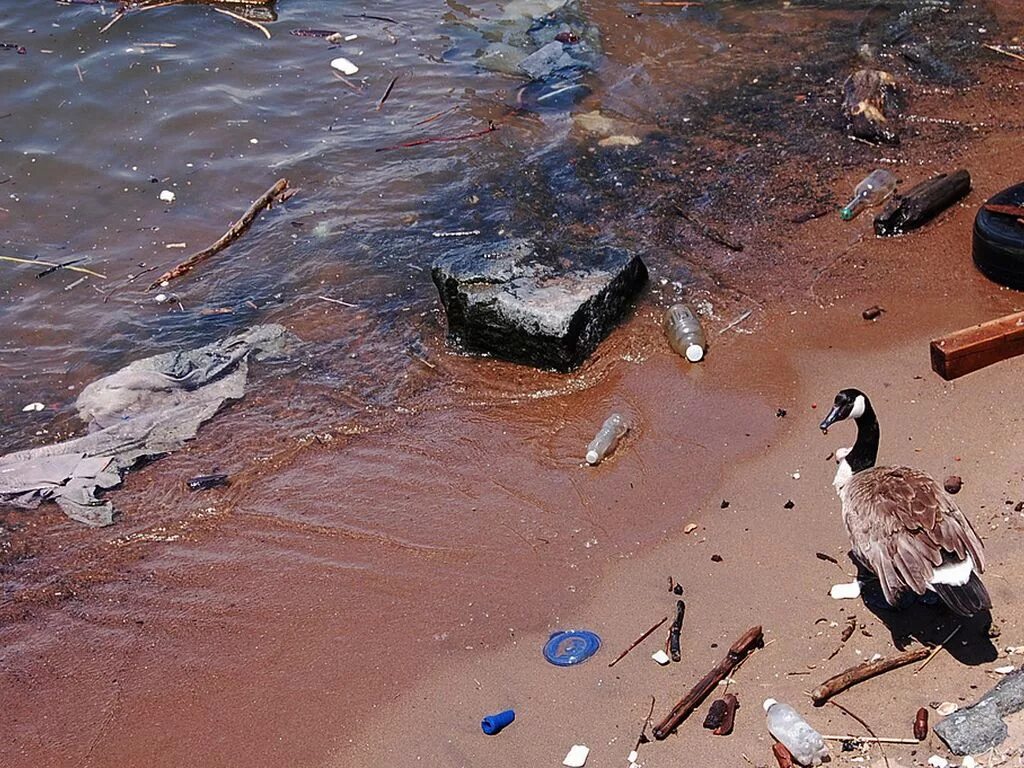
[586,413,627,465]
[840,168,896,221]
[664,304,706,362]
[763,699,830,766]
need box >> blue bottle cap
[543,629,601,666]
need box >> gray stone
[934,671,1024,755]
[517,40,586,80]
[431,239,647,371]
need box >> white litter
[563,744,589,767]
[927,756,949,768]
[158,189,175,203]
[627,750,638,763]
[936,702,958,716]
[994,665,1016,674]
[330,57,359,75]
[830,581,862,600]
[683,522,698,534]
[344,34,358,41]
[154,293,168,303]
[962,756,978,768]
[22,402,45,412]
[651,649,671,666]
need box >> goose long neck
[848,403,879,473]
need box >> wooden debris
[375,121,500,152]
[653,625,763,739]
[983,44,1024,65]
[930,310,1024,380]
[703,693,738,735]
[827,615,857,660]
[608,615,669,668]
[0,254,106,279]
[843,69,901,145]
[212,6,271,38]
[147,178,290,290]
[982,203,1024,224]
[669,599,686,662]
[820,735,919,745]
[914,625,961,673]
[377,76,398,111]
[874,170,971,236]
[773,742,794,768]
[811,646,930,706]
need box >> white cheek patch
[849,395,866,420]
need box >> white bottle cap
[686,344,704,363]
[585,450,599,465]
[763,698,778,713]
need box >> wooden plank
[874,169,971,236]
[930,310,1024,380]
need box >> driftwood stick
[653,625,763,739]
[874,169,971,236]
[212,6,271,39]
[821,735,919,745]
[608,615,669,668]
[669,599,686,662]
[811,646,930,706]
[147,178,290,290]
[982,203,1024,223]
[375,121,499,152]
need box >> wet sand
[4,3,1024,768]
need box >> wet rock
[842,69,901,145]
[431,239,647,371]
[934,670,1024,755]
[944,475,963,494]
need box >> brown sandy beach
[3,2,1024,767]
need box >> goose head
[819,388,870,434]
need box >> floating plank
[930,310,1024,380]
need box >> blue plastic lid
[543,629,601,666]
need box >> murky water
[0,1,1007,765]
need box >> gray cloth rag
[0,324,293,526]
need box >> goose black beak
[819,405,843,434]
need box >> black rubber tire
[973,182,1024,290]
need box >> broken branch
[375,121,499,152]
[653,625,763,739]
[811,646,930,706]
[147,178,290,290]
[608,615,669,668]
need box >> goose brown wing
[845,467,986,603]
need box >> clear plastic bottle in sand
[586,413,628,465]
[840,169,897,221]
[763,699,831,766]
[664,304,706,362]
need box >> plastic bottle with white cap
[664,304,706,362]
[763,698,830,766]
[586,413,628,466]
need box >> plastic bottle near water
[763,699,830,766]
[664,304,706,362]
[586,413,627,465]
[840,168,897,221]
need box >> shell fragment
[330,57,359,75]
[563,744,590,767]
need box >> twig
[608,615,669,667]
[375,121,499,152]
[811,646,931,705]
[635,696,657,749]
[212,7,271,39]
[984,44,1024,64]
[719,309,753,335]
[639,1,703,5]
[827,615,857,661]
[828,699,890,768]
[377,76,398,111]
[318,295,358,308]
[820,735,919,745]
[147,178,290,290]
[75,63,84,82]
[414,106,458,126]
[343,12,398,24]
[915,625,961,674]
[330,70,364,94]
[99,10,124,33]
[0,255,106,279]
[653,625,764,739]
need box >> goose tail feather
[931,572,992,617]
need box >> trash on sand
[943,475,963,494]
[973,182,1024,291]
[764,698,830,767]
[935,702,958,716]
[0,325,293,526]
[773,742,795,768]
[842,69,901,145]
[653,625,763,740]
[544,629,601,667]
[330,56,359,75]
[481,708,515,735]
[927,756,950,768]
[862,305,885,321]
[563,744,590,767]
[187,473,230,492]
[930,308,1024,381]
[840,169,896,221]
[874,169,971,237]
[664,303,706,362]
[652,649,671,665]
[830,581,861,600]
[586,412,628,465]
[994,665,1016,674]
[159,189,176,203]
[811,645,931,706]
[915,707,930,740]
[607,615,669,668]
[669,599,685,662]
[21,402,45,412]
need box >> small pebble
[155,293,168,303]
[652,650,670,665]
[684,523,698,534]
[563,744,590,767]
[935,702,958,716]
[720,500,730,509]
[159,189,175,203]
[784,500,795,509]
[862,305,885,321]
[962,756,978,768]
[830,581,862,600]
[927,756,949,768]
[944,475,963,494]
[711,554,723,563]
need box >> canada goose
[819,388,991,617]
